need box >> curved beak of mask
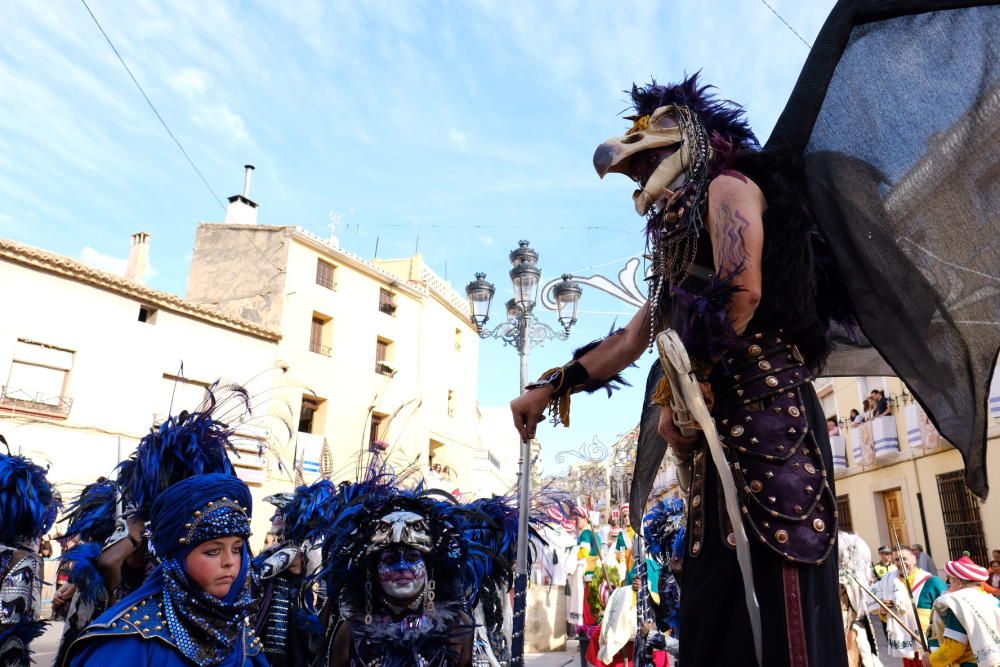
[593,105,688,216]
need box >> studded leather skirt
[678,331,847,667]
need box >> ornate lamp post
[465,240,583,666]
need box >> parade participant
[65,473,266,667]
[53,478,117,667]
[911,544,939,577]
[512,72,848,666]
[323,481,487,666]
[101,386,244,602]
[635,497,685,666]
[252,485,328,667]
[879,547,947,666]
[874,546,894,581]
[0,445,60,667]
[838,532,882,667]
[930,556,1000,667]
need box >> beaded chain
[646,105,714,350]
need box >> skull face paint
[376,547,427,601]
[593,105,692,216]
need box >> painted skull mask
[376,546,428,600]
[593,105,695,216]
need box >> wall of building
[0,256,284,539]
[186,224,290,330]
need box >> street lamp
[465,239,583,667]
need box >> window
[370,413,388,451]
[936,470,989,564]
[316,259,337,290]
[309,313,332,356]
[454,328,462,352]
[375,338,395,375]
[299,396,326,434]
[138,305,158,324]
[835,494,853,533]
[1,339,74,417]
[378,288,396,316]
[447,389,455,417]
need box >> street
[34,619,903,666]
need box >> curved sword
[656,330,763,666]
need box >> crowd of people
[0,386,528,667]
[839,533,1000,667]
[827,389,896,438]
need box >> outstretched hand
[510,386,554,441]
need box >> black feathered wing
[766,0,1000,497]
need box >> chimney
[225,164,259,225]
[126,231,151,284]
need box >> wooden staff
[844,569,924,644]
[891,525,930,652]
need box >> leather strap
[782,562,809,667]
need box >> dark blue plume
[116,383,240,519]
[62,542,107,605]
[61,479,116,544]
[630,72,759,151]
[0,452,59,544]
[283,479,339,545]
[0,619,47,666]
[642,497,686,563]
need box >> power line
[757,0,813,49]
[80,0,226,211]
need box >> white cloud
[80,246,127,274]
[168,67,211,98]
[448,127,468,151]
[80,246,158,279]
[0,213,13,225]
[477,235,494,246]
[192,104,248,141]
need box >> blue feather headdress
[62,542,107,605]
[61,478,117,544]
[116,383,243,519]
[642,497,686,563]
[0,451,59,545]
[282,479,339,546]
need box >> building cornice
[0,238,281,342]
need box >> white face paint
[376,547,427,601]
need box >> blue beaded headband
[177,496,251,547]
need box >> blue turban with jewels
[149,472,252,557]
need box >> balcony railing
[378,301,397,316]
[309,341,332,356]
[315,274,338,291]
[0,386,73,417]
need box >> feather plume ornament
[0,450,59,545]
[61,478,117,544]
[282,479,339,546]
[641,497,686,563]
[61,542,107,606]
[115,383,243,519]
[671,268,745,363]
[570,327,633,397]
[0,618,47,667]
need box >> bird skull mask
[593,105,695,216]
[367,510,433,555]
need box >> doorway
[881,488,910,546]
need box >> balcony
[309,341,332,356]
[378,301,397,316]
[0,386,73,418]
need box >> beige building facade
[816,374,1000,570]
[0,236,287,539]
[186,192,517,495]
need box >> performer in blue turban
[65,473,266,667]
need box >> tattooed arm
[706,173,765,334]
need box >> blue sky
[0,0,836,475]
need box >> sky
[0,0,837,476]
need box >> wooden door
[882,488,909,546]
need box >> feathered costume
[0,448,60,667]
[105,384,244,602]
[251,481,334,667]
[66,473,267,667]
[53,478,117,667]
[319,462,530,667]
